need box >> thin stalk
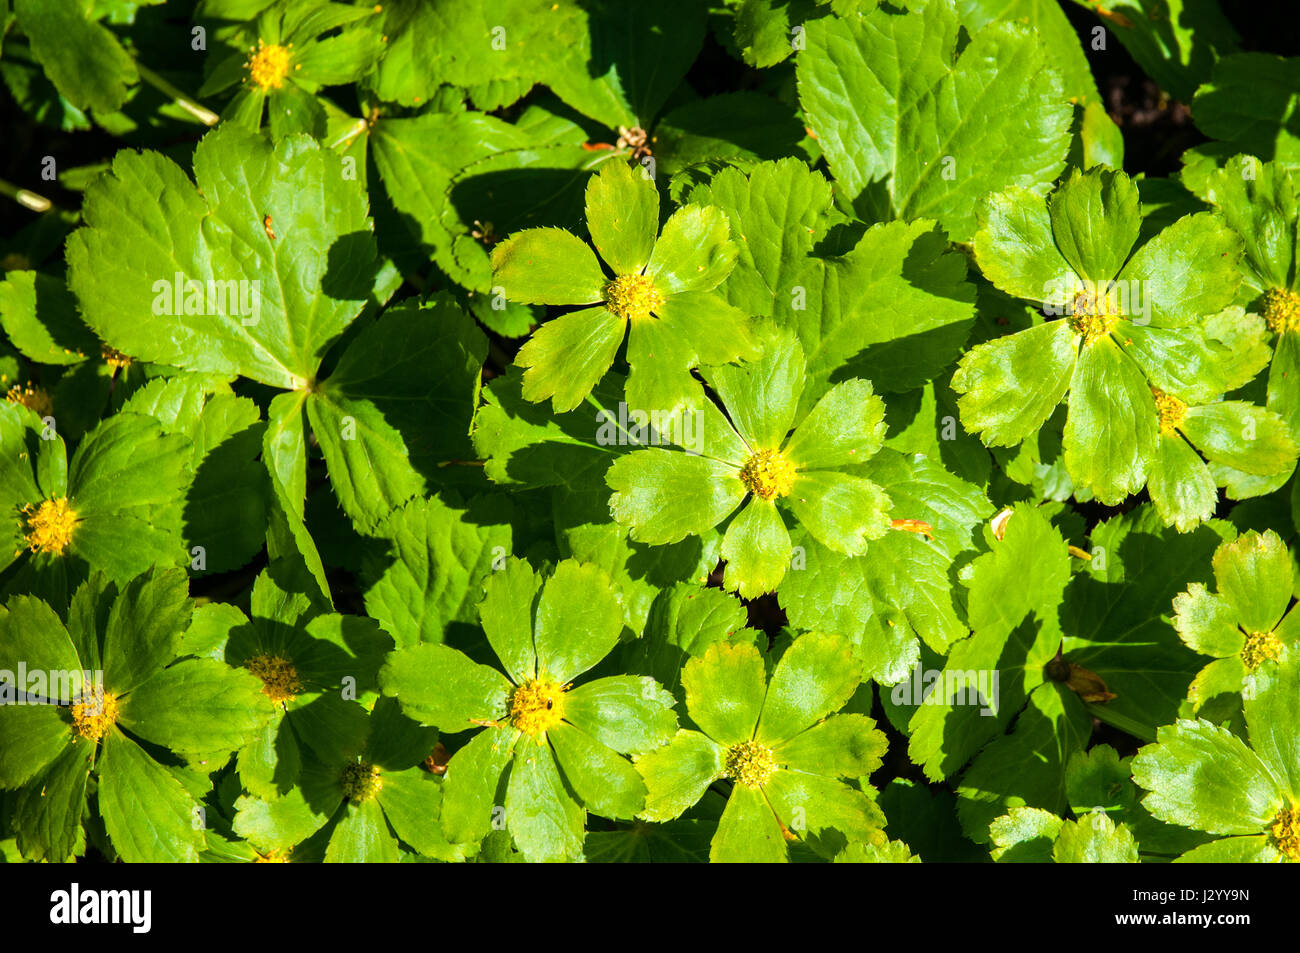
[135,62,220,126]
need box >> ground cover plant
[0,0,1298,865]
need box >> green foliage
[0,0,1293,866]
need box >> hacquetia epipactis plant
[0,0,1298,865]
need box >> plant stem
[135,63,220,126]
[0,177,79,223]
[0,177,51,213]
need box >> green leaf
[14,740,90,862]
[756,632,862,745]
[585,159,658,276]
[1047,167,1141,283]
[1052,811,1140,863]
[101,568,191,695]
[1244,655,1300,799]
[1148,433,1218,532]
[710,783,786,863]
[504,743,585,862]
[533,560,624,683]
[953,321,1077,447]
[775,713,887,779]
[1183,402,1298,477]
[1132,718,1285,834]
[685,158,833,319]
[989,807,1064,863]
[720,498,792,599]
[1062,337,1159,505]
[98,729,205,863]
[682,640,767,746]
[974,187,1073,304]
[309,299,488,531]
[782,218,977,402]
[325,798,399,863]
[784,379,886,470]
[627,584,751,696]
[492,228,608,305]
[119,659,272,760]
[1064,505,1225,737]
[477,557,542,685]
[377,767,462,861]
[1173,583,1243,658]
[797,0,1071,241]
[441,726,516,846]
[654,93,808,176]
[548,723,645,820]
[515,306,626,414]
[785,470,891,556]
[1212,530,1294,635]
[607,449,746,545]
[779,450,990,666]
[635,729,724,822]
[645,205,737,295]
[13,0,137,114]
[362,493,513,649]
[379,644,511,732]
[705,330,804,450]
[1117,213,1242,328]
[67,125,376,390]
[1192,53,1300,167]
[1173,835,1279,863]
[0,594,83,686]
[765,767,885,844]
[0,704,70,789]
[0,270,98,365]
[955,684,1091,843]
[370,112,532,284]
[562,675,677,755]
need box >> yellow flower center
[246,653,302,705]
[725,740,775,788]
[5,382,53,417]
[509,678,567,735]
[101,346,132,370]
[255,850,290,863]
[246,40,293,91]
[740,448,796,500]
[341,761,383,803]
[1241,629,1284,670]
[1270,804,1300,860]
[1262,288,1300,335]
[71,688,119,742]
[1152,388,1187,434]
[1067,285,1124,345]
[604,273,663,322]
[22,498,78,556]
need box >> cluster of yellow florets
[71,688,119,742]
[740,448,796,500]
[1241,629,1284,671]
[1262,288,1300,335]
[246,39,293,91]
[101,346,132,370]
[604,273,663,322]
[509,678,566,735]
[1152,388,1188,434]
[1270,804,1300,860]
[21,498,78,556]
[1067,285,1123,344]
[246,653,303,705]
[725,740,775,788]
[341,761,383,803]
[5,382,52,417]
